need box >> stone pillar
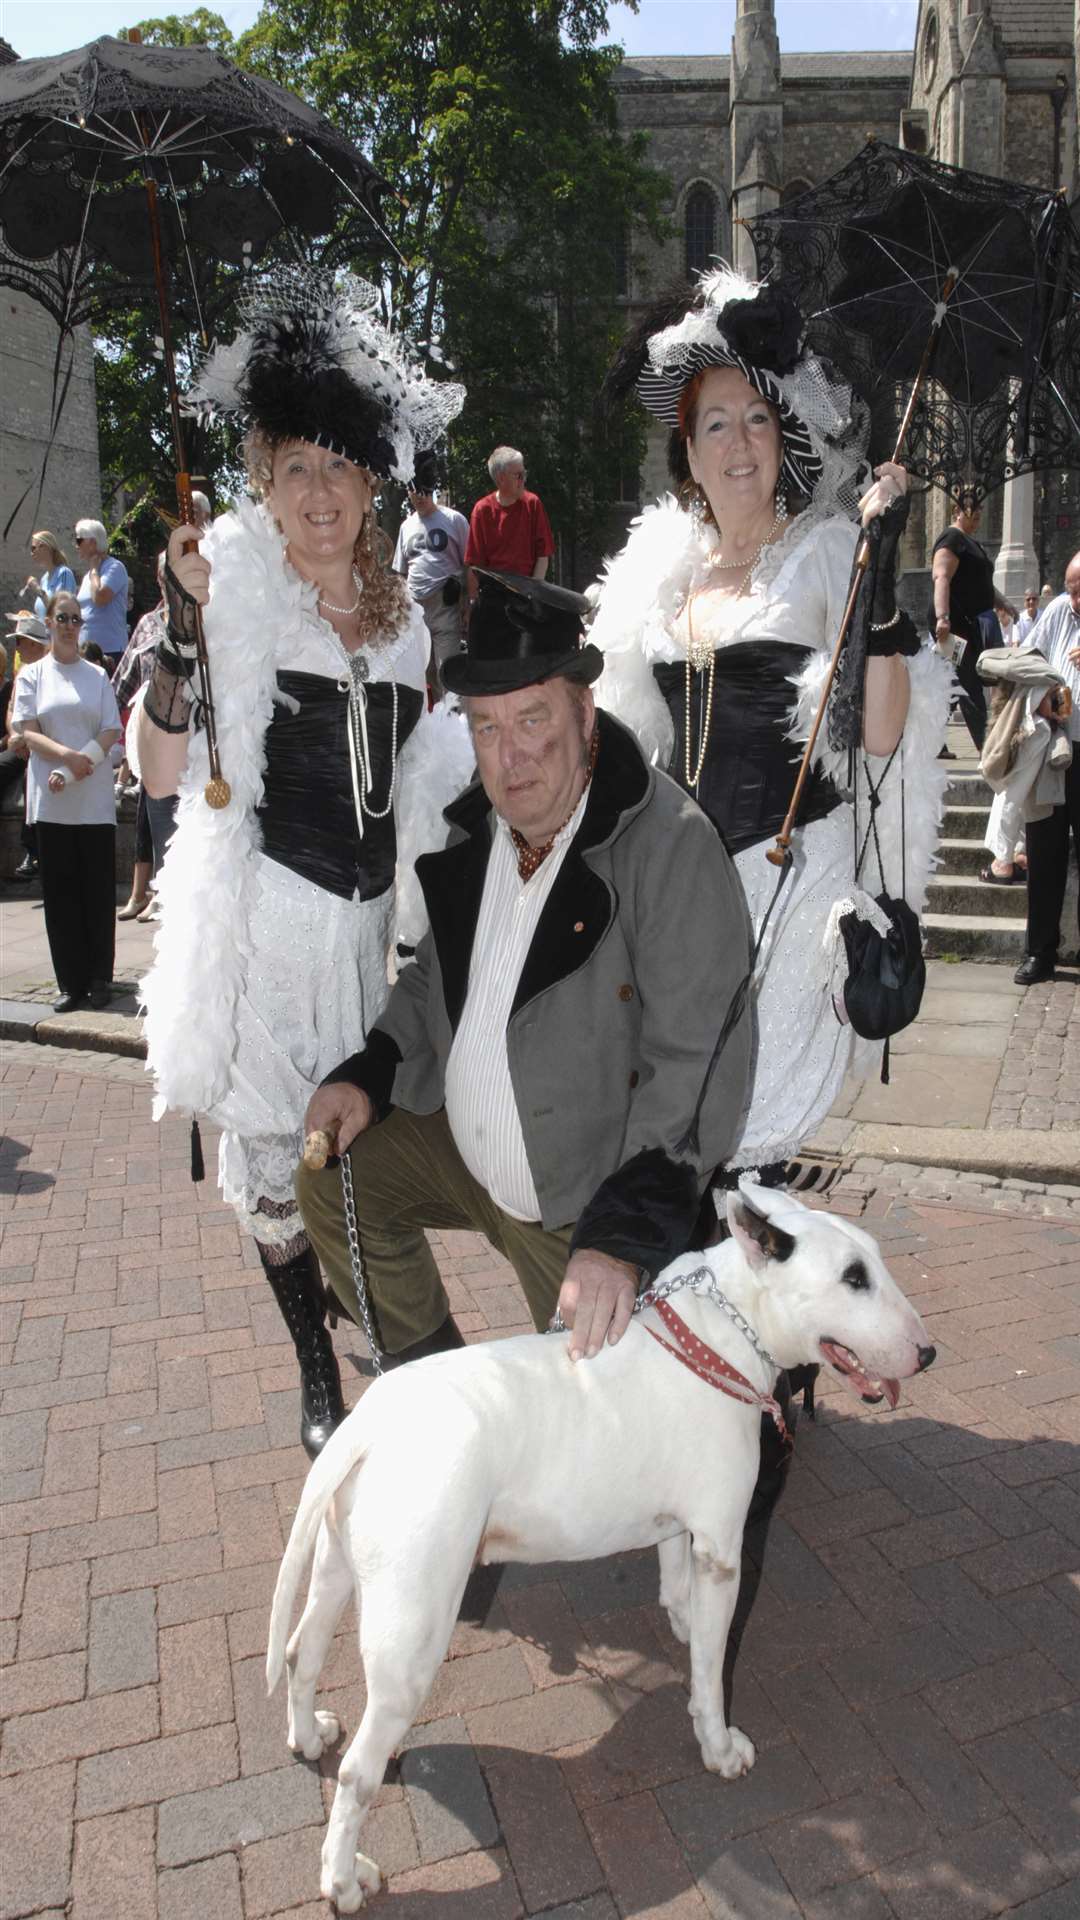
[955,2,1005,176]
[994,466,1039,608]
[729,0,782,279]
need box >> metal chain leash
[339,1149,385,1376]
[550,1263,779,1378]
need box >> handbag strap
[853,739,901,895]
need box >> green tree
[99,3,667,583]
[239,0,667,578]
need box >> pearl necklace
[318,566,363,618]
[707,506,786,576]
[684,595,715,791]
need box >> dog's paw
[698,1721,756,1779]
[321,1852,381,1913]
[289,1709,341,1762]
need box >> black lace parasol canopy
[0,34,390,338]
[746,140,1080,507]
[0,33,393,808]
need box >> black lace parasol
[746,139,1080,507]
[0,34,392,808]
[0,35,390,338]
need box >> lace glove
[141,562,202,733]
[159,559,202,681]
[866,496,920,658]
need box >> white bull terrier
[266,1180,935,1912]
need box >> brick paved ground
[988,976,1080,1134]
[2,1039,1078,1920]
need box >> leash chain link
[339,1150,385,1376]
[550,1264,779,1379]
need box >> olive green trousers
[295,1105,572,1355]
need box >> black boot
[261,1247,346,1461]
[385,1312,466,1369]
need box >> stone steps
[924,750,1021,960]
[923,912,1027,960]
[936,837,1026,879]
[926,873,1028,919]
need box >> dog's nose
[916,1344,936,1372]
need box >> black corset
[653,639,842,856]
[257,670,423,900]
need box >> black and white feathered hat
[610,265,868,515]
[186,272,466,485]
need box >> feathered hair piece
[187,271,466,484]
[605,260,869,519]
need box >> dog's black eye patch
[842,1260,871,1292]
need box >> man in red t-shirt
[465,446,555,596]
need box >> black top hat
[441,570,603,696]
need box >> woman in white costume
[591,269,952,1184]
[137,277,472,1458]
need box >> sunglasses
[53,612,83,626]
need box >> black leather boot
[261,1246,346,1461]
[385,1312,466,1369]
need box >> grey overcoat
[325,710,754,1275]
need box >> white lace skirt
[730,806,863,1168]
[206,853,393,1240]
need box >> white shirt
[444,786,590,1220]
[392,505,469,603]
[11,654,121,825]
[1035,591,1080,742]
[1014,610,1039,645]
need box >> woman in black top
[930,496,1017,750]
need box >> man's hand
[556,1248,638,1363]
[1067,644,1080,669]
[302,1081,373,1158]
[64,750,95,781]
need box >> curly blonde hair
[243,428,410,648]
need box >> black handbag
[839,742,925,1082]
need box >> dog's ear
[727,1191,796,1268]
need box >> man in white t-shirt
[75,518,130,667]
[392,459,468,691]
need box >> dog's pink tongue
[883,1378,901,1410]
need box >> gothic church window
[684,184,717,278]
[921,12,939,89]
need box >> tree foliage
[100,2,668,583]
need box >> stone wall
[0,293,103,610]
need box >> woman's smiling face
[266,442,374,573]
[685,366,783,525]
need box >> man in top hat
[2,612,49,880]
[297,573,754,1369]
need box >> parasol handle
[765,267,959,868]
[765,549,868,866]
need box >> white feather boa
[141,498,473,1117]
[591,496,951,914]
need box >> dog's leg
[285,1516,353,1761]
[322,1558,470,1912]
[657,1531,692,1644]
[687,1530,756,1780]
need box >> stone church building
[612,0,1080,600]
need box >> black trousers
[1025,755,1080,963]
[35,822,116,996]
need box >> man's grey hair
[75,518,108,550]
[488,445,524,482]
[191,491,212,526]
